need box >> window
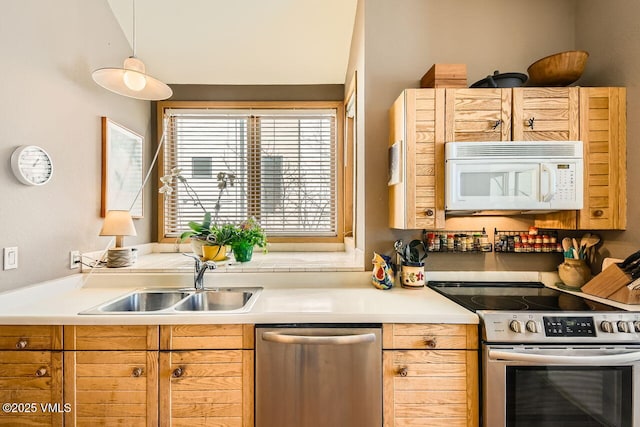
[158,101,344,243]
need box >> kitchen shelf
[494,228,563,253]
[423,228,491,253]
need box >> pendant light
[92,0,172,100]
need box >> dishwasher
[255,324,382,427]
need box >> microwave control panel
[553,163,577,201]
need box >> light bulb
[123,57,147,91]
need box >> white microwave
[445,141,583,213]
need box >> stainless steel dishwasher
[256,324,382,427]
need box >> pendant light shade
[92,0,172,101]
[92,58,173,100]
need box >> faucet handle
[203,260,217,270]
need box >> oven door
[483,344,640,427]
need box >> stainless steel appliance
[429,281,640,427]
[445,141,583,213]
[255,324,382,427]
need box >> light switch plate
[3,247,18,270]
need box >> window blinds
[162,108,338,238]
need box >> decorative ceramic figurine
[372,253,395,290]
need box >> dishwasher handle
[261,331,376,345]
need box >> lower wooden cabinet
[383,324,479,427]
[159,349,254,427]
[0,325,63,427]
[0,350,63,426]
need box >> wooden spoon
[572,237,580,258]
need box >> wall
[575,0,640,263]
[356,0,579,271]
[0,0,152,291]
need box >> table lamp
[100,210,137,267]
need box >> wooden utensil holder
[581,263,640,304]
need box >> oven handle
[488,349,640,365]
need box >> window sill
[82,242,364,273]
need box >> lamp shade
[92,57,173,101]
[100,210,137,246]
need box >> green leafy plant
[230,217,267,249]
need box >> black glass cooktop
[428,281,619,312]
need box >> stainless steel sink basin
[174,288,256,312]
[80,287,262,315]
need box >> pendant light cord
[132,0,137,56]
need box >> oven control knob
[634,321,640,333]
[617,321,630,333]
[509,320,523,333]
[600,321,614,333]
[525,320,538,333]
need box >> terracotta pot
[558,258,591,289]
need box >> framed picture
[388,140,402,186]
[101,117,144,218]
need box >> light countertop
[0,271,479,325]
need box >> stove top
[427,281,618,312]
[428,281,640,343]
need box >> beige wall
[354,0,582,271]
[575,0,640,263]
[0,0,152,291]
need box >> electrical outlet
[69,250,81,269]
[3,247,18,270]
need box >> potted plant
[202,223,236,261]
[229,217,267,262]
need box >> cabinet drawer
[161,324,254,350]
[383,349,478,427]
[383,324,477,350]
[64,325,158,350]
[0,325,62,350]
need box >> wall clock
[10,145,54,186]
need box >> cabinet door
[159,349,254,427]
[0,350,63,426]
[64,350,158,427]
[578,87,626,229]
[389,89,445,229]
[383,349,478,427]
[445,88,511,142]
[512,87,579,141]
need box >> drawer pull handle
[593,210,604,217]
[492,119,502,130]
[35,367,47,377]
[172,367,184,378]
[15,339,28,349]
[425,209,434,217]
[424,337,437,348]
[398,367,408,377]
[132,367,143,377]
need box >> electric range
[428,281,640,343]
[428,281,640,427]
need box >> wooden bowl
[527,50,589,86]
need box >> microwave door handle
[488,349,640,365]
[541,164,556,202]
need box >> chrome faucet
[183,253,217,290]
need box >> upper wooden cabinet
[445,88,511,142]
[390,87,626,230]
[389,89,446,229]
[535,87,627,230]
[512,87,580,141]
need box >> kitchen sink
[174,288,256,312]
[80,287,262,314]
